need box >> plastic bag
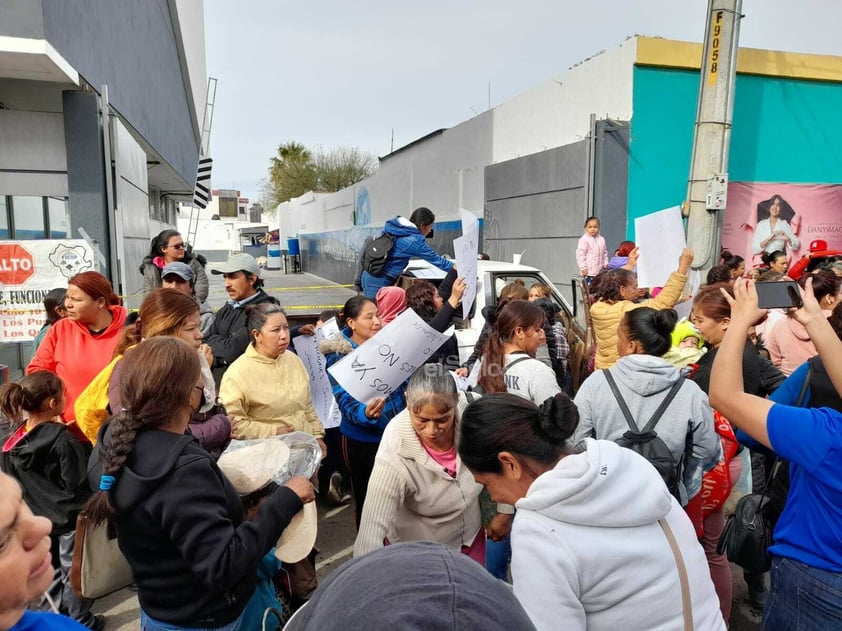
[221,432,321,486]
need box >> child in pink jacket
[576,217,608,281]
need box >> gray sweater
[572,354,721,502]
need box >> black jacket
[0,422,90,535]
[691,339,784,398]
[204,289,279,385]
[88,424,303,627]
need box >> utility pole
[684,0,743,277]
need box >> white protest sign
[634,206,686,288]
[327,309,451,403]
[291,334,342,429]
[0,240,95,342]
[455,209,480,320]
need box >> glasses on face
[168,243,186,250]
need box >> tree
[267,141,317,205]
[265,141,376,206]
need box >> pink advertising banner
[721,182,842,267]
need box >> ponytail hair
[621,307,677,357]
[458,393,578,473]
[337,295,375,329]
[478,300,544,393]
[84,337,201,526]
[0,371,64,423]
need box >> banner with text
[0,240,95,342]
[327,309,450,403]
[291,334,341,429]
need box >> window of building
[48,197,68,238]
[11,196,47,240]
[218,197,237,218]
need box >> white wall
[174,0,207,143]
[491,39,636,161]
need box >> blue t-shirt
[767,404,842,571]
[10,611,87,630]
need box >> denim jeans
[763,556,842,630]
[486,536,511,581]
[360,271,395,299]
[140,610,244,631]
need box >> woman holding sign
[220,302,326,453]
[320,296,408,527]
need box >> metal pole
[99,84,121,288]
[684,0,743,276]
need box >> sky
[203,0,842,203]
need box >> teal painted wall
[627,66,842,239]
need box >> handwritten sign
[327,309,451,403]
[292,334,342,429]
[316,317,341,342]
[455,209,480,320]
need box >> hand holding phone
[755,280,803,310]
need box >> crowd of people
[1,217,841,630]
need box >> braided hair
[84,337,201,526]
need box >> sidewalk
[206,268,357,322]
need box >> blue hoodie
[380,216,454,280]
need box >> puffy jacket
[378,217,454,280]
[590,270,687,369]
[140,254,210,303]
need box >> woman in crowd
[752,194,800,258]
[711,278,842,628]
[689,282,784,612]
[590,248,693,369]
[0,470,92,630]
[458,393,725,631]
[32,288,66,352]
[106,289,230,455]
[706,264,733,285]
[462,280,530,373]
[320,296,408,527]
[140,229,209,302]
[765,270,841,375]
[220,303,326,452]
[404,275,466,371]
[28,272,127,425]
[762,250,789,276]
[573,307,721,502]
[354,365,483,561]
[86,337,315,630]
[360,207,454,299]
[528,283,551,301]
[607,240,636,270]
[374,286,406,326]
[721,250,745,279]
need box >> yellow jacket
[590,270,688,369]
[219,344,324,440]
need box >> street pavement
[89,267,761,630]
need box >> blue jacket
[380,217,454,280]
[320,329,407,443]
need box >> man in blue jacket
[360,207,454,298]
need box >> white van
[400,259,592,389]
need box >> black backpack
[362,232,395,277]
[603,370,684,500]
[468,356,531,395]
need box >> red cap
[810,239,828,252]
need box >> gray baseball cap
[161,262,194,282]
[210,253,260,276]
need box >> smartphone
[755,281,803,310]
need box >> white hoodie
[512,439,725,631]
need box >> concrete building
[277,36,842,296]
[1,0,206,377]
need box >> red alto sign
[0,243,36,285]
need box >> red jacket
[27,305,128,422]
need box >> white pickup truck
[400,259,592,389]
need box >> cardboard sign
[291,334,342,429]
[0,240,95,342]
[327,309,450,403]
[634,206,686,288]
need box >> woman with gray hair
[353,365,484,562]
[219,302,326,455]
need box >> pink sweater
[764,311,830,376]
[576,234,608,276]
